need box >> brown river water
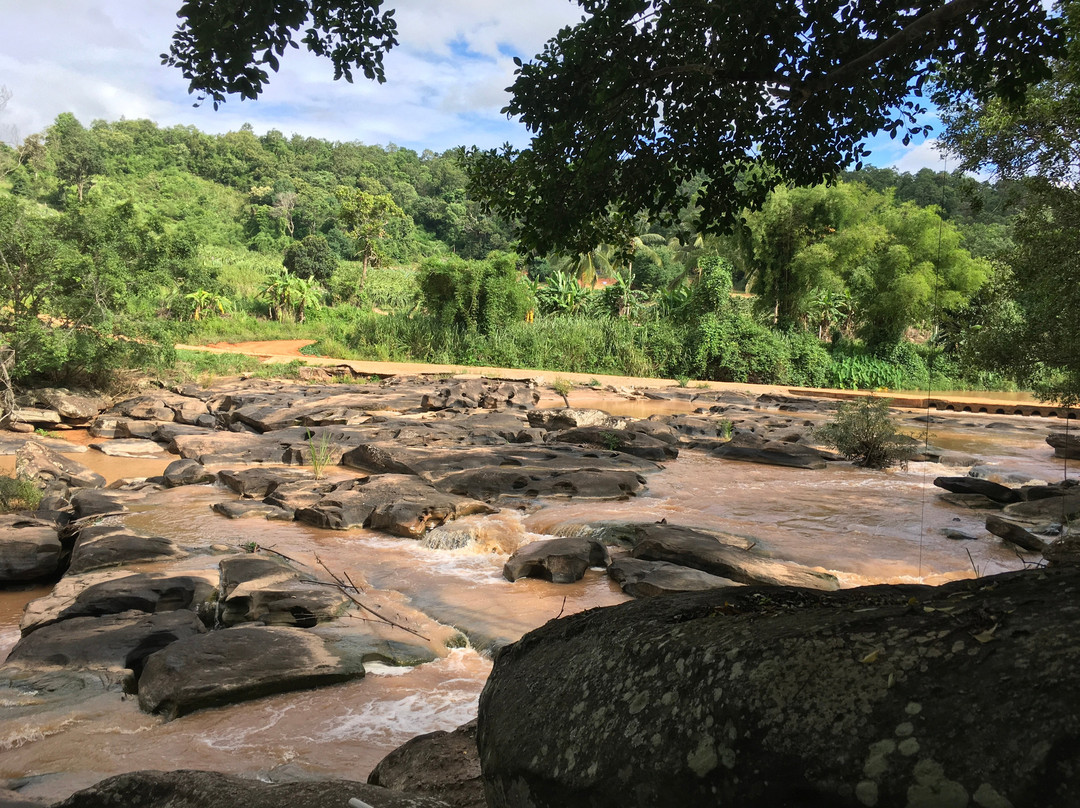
[0,402,1071,801]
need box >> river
[0,399,1069,802]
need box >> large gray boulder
[218,554,351,627]
[0,515,63,582]
[1047,431,1080,459]
[67,526,185,574]
[933,476,1022,504]
[478,566,1080,808]
[52,770,449,808]
[369,720,485,808]
[137,625,367,719]
[607,557,740,597]
[503,537,610,583]
[162,458,217,487]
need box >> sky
[0,0,947,173]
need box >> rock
[295,475,495,538]
[608,557,740,597]
[218,467,315,498]
[937,492,1003,510]
[1044,532,1080,566]
[68,526,185,574]
[710,433,829,469]
[368,719,485,808]
[9,408,61,426]
[89,439,164,458]
[163,458,217,487]
[631,524,839,590]
[968,465,1041,485]
[21,571,218,633]
[14,441,105,489]
[218,555,351,628]
[1047,431,1080,459]
[6,610,207,675]
[437,467,647,501]
[985,514,1047,552]
[68,489,131,519]
[211,501,295,520]
[1003,492,1080,525]
[5,421,34,433]
[0,786,49,807]
[29,388,109,422]
[943,528,979,541]
[422,380,538,411]
[136,625,367,719]
[547,426,678,461]
[477,566,1080,808]
[0,515,62,583]
[52,770,449,808]
[933,475,1021,503]
[503,537,610,583]
[561,521,755,552]
[526,408,628,431]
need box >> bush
[283,234,338,282]
[0,473,42,512]
[418,251,533,334]
[815,395,916,469]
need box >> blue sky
[0,0,947,173]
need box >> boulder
[937,492,1003,510]
[9,407,61,426]
[985,514,1048,553]
[218,554,351,628]
[933,476,1021,504]
[368,719,485,808]
[211,501,295,520]
[1003,492,1080,525]
[218,467,315,498]
[608,557,740,597]
[14,441,105,489]
[136,625,367,719]
[162,459,217,487]
[89,439,164,458]
[5,610,207,675]
[28,388,109,422]
[1044,532,1080,566]
[52,770,449,808]
[710,433,830,469]
[68,526,185,574]
[526,408,628,431]
[1047,431,1080,460]
[631,524,839,590]
[437,467,647,502]
[295,475,495,538]
[503,537,610,584]
[478,566,1080,808]
[547,426,678,461]
[68,489,131,519]
[422,380,538,411]
[0,515,63,582]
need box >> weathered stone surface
[6,610,207,674]
[211,500,295,520]
[0,785,49,807]
[68,489,132,519]
[15,441,104,489]
[219,554,350,628]
[710,433,830,469]
[68,526,185,574]
[52,770,449,808]
[1003,491,1080,525]
[163,458,217,487]
[938,492,1003,510]
[933,475,1022,503]
[422,380,538,412]
[170,430,288,464]
[547,426,678,461]
[137,625,367,719]
[10,408,61,426]
[1047,431,1080,460]
[218,467,315,498]
[632,525,839,590]
[21,571,218,633]
[526,408,627,431]
[369,719,484,808]
[295,475,495,537]
[89,439,164,458]
[437,467,647,502]
[985,514,1047,552]
[503,537,610,583]
[0,515,62,582]
[28,388,109,422]
[1044,532,1080,566]
[608,557,740,597]
[478,567,1080,808]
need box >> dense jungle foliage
[0,113,1057,396]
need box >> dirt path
[175,340,1064,416]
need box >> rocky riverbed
[0,375,1076,806]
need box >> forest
[0,108,1069,400]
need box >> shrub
[815,395,916,469]
[0,473,42,512]
[283,234,338,282]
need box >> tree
[465,0,1059,253]
[163,0,398,108]
[335,186,406,285]
[47,113,105,204]
[283,234,338,282]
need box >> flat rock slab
[985,514,1047,553]
[608,557,741,597]
[478,566,1080,808]
[632,525,839,590]
[1047,432,1080,459]
[15,441,104,489]
[1003,491,1080,525]
[52,770,450,808]
[710,440,829,469]
[6,610,207,674]
[438,467,647,502]
[526,408,628,431]
[89,439,165,458]
[68,526,185,574]
[295,475,495,538]
[163,458,217,487]
[504,537,610,583]
[934,475,1021,503]
[547,426,678,461]
[218,467,315,497]
[137,625,368,719]
[211,500,295,520]
[0,515,62,583]
[219,554,350,628]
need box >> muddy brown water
[0,404,1070,802]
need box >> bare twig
[315,552,430,641]
[965,548,980,578]
[555,596,567,620]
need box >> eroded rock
[0,515,63,583]
[503,537,610,583]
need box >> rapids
[0,401,1069,802]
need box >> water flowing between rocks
[0,392,1067,803]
